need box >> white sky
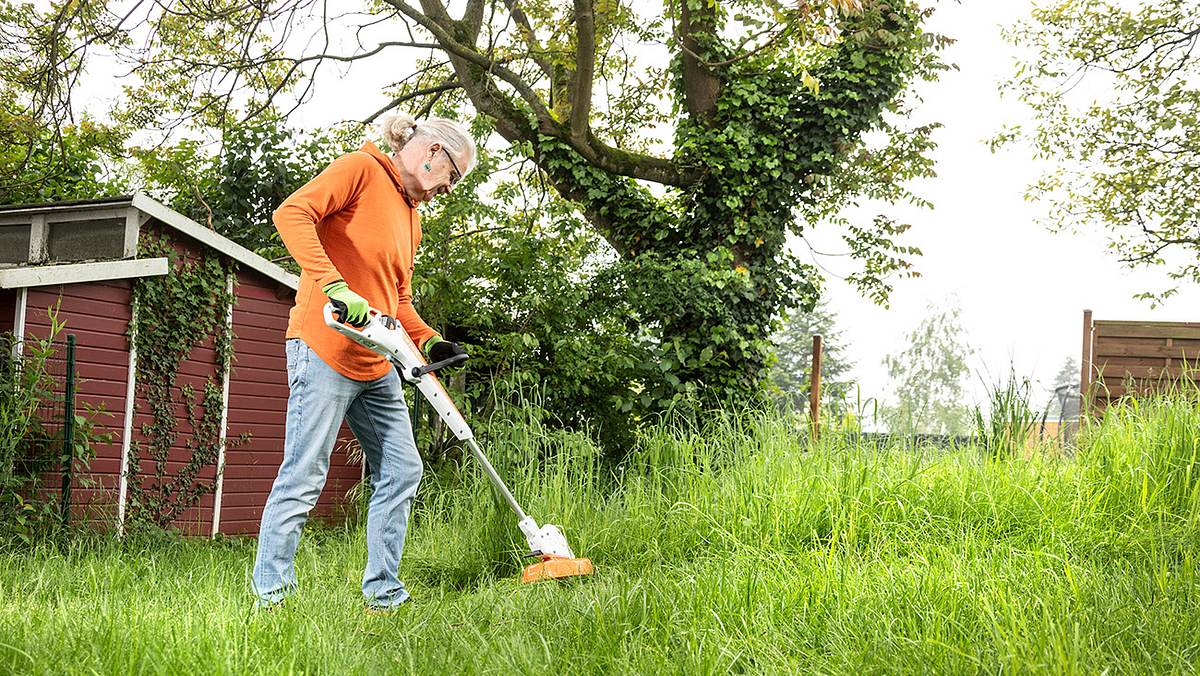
[75,0,1199,416]
[800,0,1200,415]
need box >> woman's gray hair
[378,113,477,174]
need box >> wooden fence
[1081,310,1200,411]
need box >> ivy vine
[124,235,243,529]
[519,0,929,415]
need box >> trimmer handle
[323,301,468,377]
[329,299,369,328]
[414,352,468,376]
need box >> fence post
[61,334,76,527]
[1080,309,1093,418]
[810,334,823,442]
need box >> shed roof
[0,193,299,290]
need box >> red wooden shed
[0,194,362,535]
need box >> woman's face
[394,139,463,203]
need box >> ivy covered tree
[997,1,1200,304]
[8,0,947,415]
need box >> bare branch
[384,0,556,125]
[362,81,463,123]
[500,0,554,78]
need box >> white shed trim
[0,194,299,292]
[210,272,235,538]
[116,302,138,537]
[0,258,170,289]
[11,287,27,360]
[130,193,299,290]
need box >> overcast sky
[798,0,1200,416]
[78,0,1198,417]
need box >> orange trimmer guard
[521,555,594,584]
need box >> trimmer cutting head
[518,518,593,583]
[522,555,594,583]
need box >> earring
[423,162,432,171]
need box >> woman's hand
[323,280,370,327]
[424,336,467,365]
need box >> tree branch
[461,0,487,39]
[570,0,596,140]
[501,0,554,78]
[676,0,720,121]
[384,0,556,126]
[384,0,693,187]
[362,80,463,123]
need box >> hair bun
[379,113,418,150]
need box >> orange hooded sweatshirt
[273,140,438,381]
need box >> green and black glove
[323,280,370,327]
[423,335,467,366]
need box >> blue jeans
[252,338,423,608]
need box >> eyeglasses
[441,147,462,188]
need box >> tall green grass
[1,394,1199,673]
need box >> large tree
[997,0,1200,304]
[5,0,945,413]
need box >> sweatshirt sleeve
[272,152,372,289]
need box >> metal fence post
[810,334,823,442]
[61,333,76,527]
[411,383,421,449]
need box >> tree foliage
[1040,355,1081,423]
[1051,356,1078,392]
[405,116,641,449]
[997,0,1200,304]
[882,302,974,435]
[0,0,137,201]
[6,0,949,419]
[122,115,360,263]
[0,113,124,206]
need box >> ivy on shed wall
[124,235,242,530]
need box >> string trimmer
[323,302,593,583]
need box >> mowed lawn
[2,401,1199,674]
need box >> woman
[252,113,474,611]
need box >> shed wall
[218,268,360,535]
[4,213,365,535]
[122,227,222,534]
[23,281,131,525]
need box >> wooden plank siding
[3,215,364,536]
[218,267,360,535]
[22,280,132,526]
[1087,318,1200,411]
[118,227,225,535]
[0,288,14,333]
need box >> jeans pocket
[285,339,304,391]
